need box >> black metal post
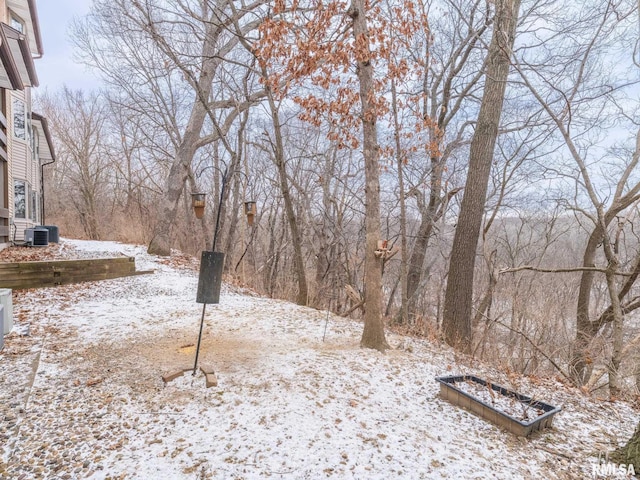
[211,168,228,252]
[193,303,207,375]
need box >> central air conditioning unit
[0,289,13,334]
[24,228,49,247]
[42,225,59,243]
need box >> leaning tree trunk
[571,205,634,385]
[611,421,640,472]
[405,172,441,316]
[349,0,389,352]
[147,12,222,256]
[442,0,520,352]
[147,117,205,256]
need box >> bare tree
[37,88,110,240]
[443,0,521,351]
[73,0,265,255]
[513,0,640,391]
[255,0,427,349]
[400,0,491,322]
[104,93,166,242]
[257,91,310,306]
[347,0,389,350]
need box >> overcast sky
[35,0,101,92]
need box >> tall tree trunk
[263,69,309,306]
[405,7,489,321]
[82,188,100,240]
[349,0,389,351]
[391,78,409,325]
[315,171,331,307]
[571,206,635,385]
[571,224,606,383]
[222,111,250,269]
[442,0,520,352]
[263,207,279,295]
[603,254,624,396]
[405,175,441,315]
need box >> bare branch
[499,265,633,276]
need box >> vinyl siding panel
[8,88,36,237]
[11,139,26,178]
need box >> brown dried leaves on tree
[255,0,437,351]
[255,0,436,157]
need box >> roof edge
[26,0,42,56]
[31,112,56,161]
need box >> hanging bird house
[244,200,257,226]
[191,193,206,219]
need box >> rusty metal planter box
[435,375,561,437]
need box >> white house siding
[8,87,37,241]
[7,90,15,240]
[0,0,44,247]
[5,0,41,55]
[11,137,27,177]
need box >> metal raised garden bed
[435,375,561,437]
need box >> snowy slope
[0,239,637,479]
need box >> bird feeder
[244,200,257,226]
[196,251,225,304]
[191,193,206,219]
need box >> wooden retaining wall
[0,257,154,290]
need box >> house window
[31,125,39,162]
[13,98,25,140]
[29,188,36,221]
[10,15,24,33]
[14,180,25,218]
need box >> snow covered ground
[0,239,638,479]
